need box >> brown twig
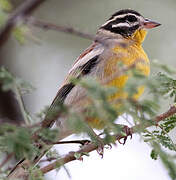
[39,143,97,174]
[132,105,176,133]
[155,105,176,123]
[26,17,94,40]
[0,0,45,47]
[8,106,176,179]
[39,157,57,163]
[45,139,91,146]
[39,105,176,175]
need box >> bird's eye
[126,15,137,23]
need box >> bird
[8,9,160,179]
[41,9,161,138]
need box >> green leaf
[150,149,158,160]
[38,128,58,142]
[74,152,82,160]
[0,125,39,160]
[0,0,12,11]
[81,152,90,156]
[13,25,29,44]
[152,142,176,180]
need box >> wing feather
[42,43,104,127]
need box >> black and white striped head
[100,9,161,37]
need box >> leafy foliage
[161,115,176,134]
[152,142,176,179]
[0,67,34,94]
[1,61,176,179]
[0,0,12,11]
[0,5,176,177]
[0,124,39,160]
[150,149,158,160]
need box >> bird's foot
[95,137,105,158]
[116,125,133,145]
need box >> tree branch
[132,105,176,133]
[26,17,94,40]
[39,143,97,174]
[39,105,176,175]
[0,0,45,47]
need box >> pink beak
[142,18,161,29]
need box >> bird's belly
[64,45,150,130]
[103,44,150,101]
[86,47,150,129]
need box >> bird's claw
[105,143,112,149]
[95,138,105,158]
[116,125,133,145]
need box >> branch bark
[26,17,94,40]
[132,105,176,133]
[39,105,176,175]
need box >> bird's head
[98,9,161,43]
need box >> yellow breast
[87,29,150,129]
[104,29,150,101]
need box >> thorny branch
[132,105,176,133]
[38,105,176,175]
[26,17,94,40]
[25,17,133,48]
[0,0,45,47]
